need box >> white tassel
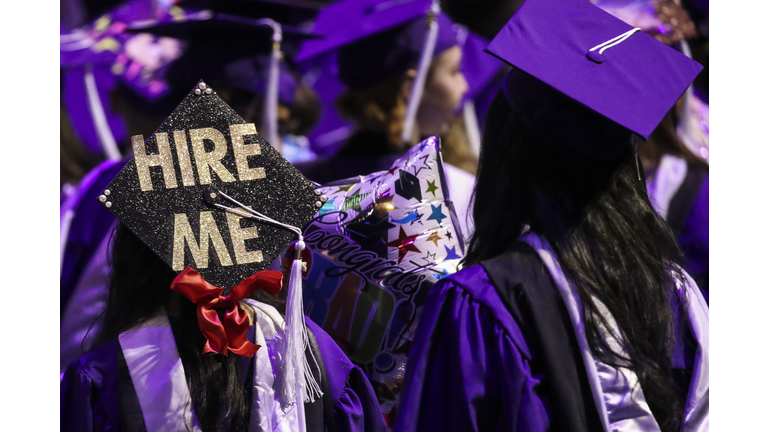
[278,239,323,432]
[206,189,324,427]
[83,65,121,161]
[401,0,441,145]
[258,19,282,154]
[462,100,482,159]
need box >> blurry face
[417,46,469,135]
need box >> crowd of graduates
[58,0,711,431]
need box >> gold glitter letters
[172,212,234,271]
[132,133,179,191]
[173,130,196,187]
[230,124,266,181]
[226,209,263,264]
[190,128,236,185]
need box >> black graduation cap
[174,0,321,27]
[126,9,319,57]
[99,80,320,288]
[127,8,321,152]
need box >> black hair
[464,90,688,432]
[94,224,254,431]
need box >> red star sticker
[386,226,421,264]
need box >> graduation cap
[174,0,321,27]
[60,0,188,160]
[127,10,319,152]
[99,80,319,288]
[485,0,702,160]
[127,9,318,56]
[101,82,324,409]
[295,0,463,143]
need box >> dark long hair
[464,91,688,431]
[94,224,252,431]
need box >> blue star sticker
[318,198,339,216]
[427,203,447,225]
[444,244,461,261]
[391,210,421,225]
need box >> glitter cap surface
[101,81,319,287]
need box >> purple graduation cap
[127,9,319,154]
[485,0,702,160]
[60,0,186,161]
[295,0,463,144]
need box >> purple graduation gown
[61,317,386,432]
[60,158,127,315]
[394,263,555,431]
[395,241,704,432]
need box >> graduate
[592,0,710,299]
[293,0,476,237]
[60,2,325,373]
[60,79,385,432]
[394,0,708,431]
[60,0,187,319]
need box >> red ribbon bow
[170,266,283,357]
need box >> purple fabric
[306,318,387,432]
[485,0,702,140]
[302,55,353,158]
[459,31,507,125]
[460,31,506,103]
[220,55,297,106]
[336,12,460,89]
[395,265,550,432]
[60,0,184,158]
[62,318,385,431]
[61,339,123,432]
[60,158,127,316]
[295,0,460,89]
[296,0,434,63]
[175,0,321,26]
[62,66,128,157]
[679,174,709,294]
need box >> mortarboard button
[587,51,604,64]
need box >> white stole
[118,301,301,432]
[646,154,688,220]
[521,233,709,432]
